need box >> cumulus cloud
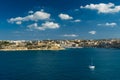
[105,22,117,27]
[59,13,73,20]
[8,11,51,24]
[98,22,117,27]
[27,23,38,30]
[80,3,120,13]
[63,34,78,37]
[8,17,23,24]
[16,21,22,25]
[89,31,96,35]
[73,19,81,22]
[27,21,60,30]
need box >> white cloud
[105,22,117,27]
[63,34,78,37]
[59,13,73,20]
[8,11,51,24]
[8,10,61,31]
[16,21,22,25]
[27,23,38,30]
[27,21,60,30]
[8,17,23,23]
[41,21,60,30]
[73,19,81,22]
[80,3,120,13]
[89,31,96,35]
[98,22,117,27]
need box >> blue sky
[1,0,120,40]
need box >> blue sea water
[0,48,120,80]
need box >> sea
[0,48,120,80]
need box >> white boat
[89,58,95,70]
[89,65,95,70]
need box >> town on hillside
[0,39,120,51]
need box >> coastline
[0,47,119,51]
[0,48,65,51]
[0,39,120,51]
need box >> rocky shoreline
[0,48,65,51]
